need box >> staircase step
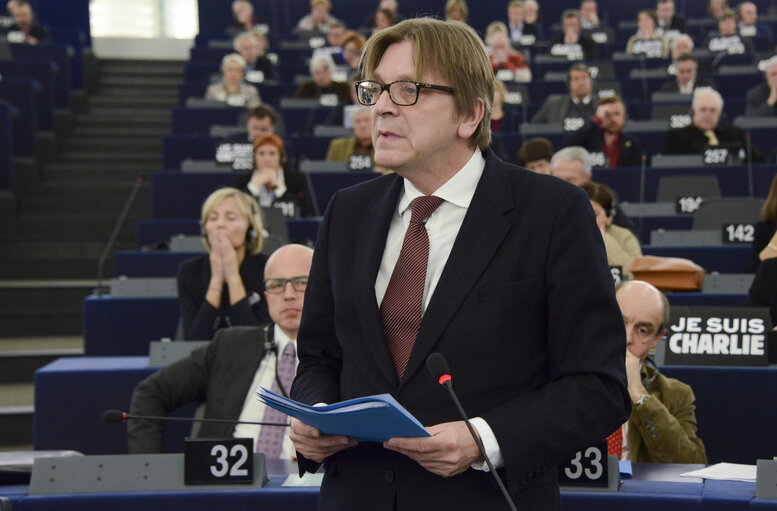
[18,197,150,216]
[0,256,119,280]
[0,215,141,241]
[98,76,181,88]
[89,95,177,108]
[101,60,184,75]
[59,151,161,163]
[60,137,162,151]
[97,86,179,99]
[0,405,33,447]
[0,242,121,258]
[0,384,33,407]
[41,164,154,181]
[76,113,171,128]
[71,126,169,138]
[0,337,83,384]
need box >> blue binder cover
[257,388,430,442]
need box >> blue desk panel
[595,165,775,203]
[151,172,240,219]
[0,103,14,190]
[11,43,72,106]
[151,171,377,219]
[34,357,194,455]
[9,464,777,510]
[136,219,200,248]
[661,365,777,465]
[0,60,56,130]
[171,106,244,135]
[0,78,39,156]
[83,295,180,356]
[33,356,777,471]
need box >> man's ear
[457,98,485,140]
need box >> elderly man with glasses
[289,17,629,511]
[128,244,313,457]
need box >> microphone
[745,129,754,197]
[426,354,518,511]
[103,409,288,427]
[638,152,647,243]
[639,54,648,102]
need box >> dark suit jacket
[294,80,352,104]
[128,325,271,453]
[548,33,598,61]
[745,82,777,117]
[746,220,777,273]
[234,169,313,218]
[564,123,643,167]
[531,94,597,124]
[658,77,716,93]
[747,257,777,324]
[177,253,270,340]
[658,14,686,33]
[290,150,630,511]
[661,123,765,162]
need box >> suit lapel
[353,176,404,387]
[399,156,515,388]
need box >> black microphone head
[103,409,125,424]
[426,353,451,385]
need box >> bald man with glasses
[128,244,313,456]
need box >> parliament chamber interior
[2,0,777,509]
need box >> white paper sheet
[680,462,757,482]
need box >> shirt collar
[572,95,592,105]
[273,323,296,354]
[397,150,485,216]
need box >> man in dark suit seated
[294,52,352,105]
[289,18,629,511]
[662,86,765,161]
[550,146,637,232]
[611,281,707,463]
[705,9,754,55]
[548,9,598,61]
[532,63,597,129]
[326,106,376,168]
[745,55,777,116]
[656,0,686,35]
[659,55,716,94]
[564,95,643,168]
[6,0,47,44]
[737,1,772,40]
[127,244,314,455]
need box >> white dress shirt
[233,324,297,458]
[374,150,504,471]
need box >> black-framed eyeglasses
[263,276,308,293]
[355,80,455,106]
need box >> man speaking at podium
[290,18,630,510]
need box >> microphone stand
[95,175,145,296]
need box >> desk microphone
[103,409,288,427]
[426,354,518,511]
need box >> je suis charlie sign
[664,306,771,367]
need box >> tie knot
[409,196,444,224]
[282,342,296,358]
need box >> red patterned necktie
[255,342,296,457]
[380,195,445,379]
[606,426,623,459]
